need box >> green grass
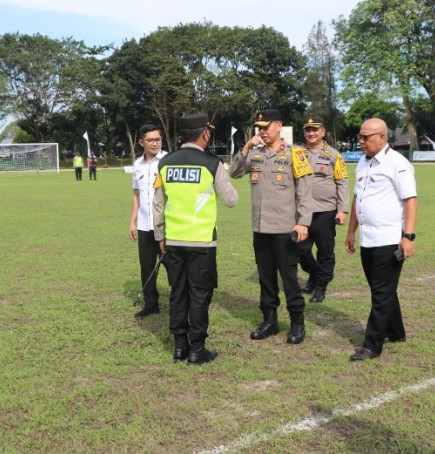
[0,165,434,453]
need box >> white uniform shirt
[132,150,167,231]
[354,145,416,247]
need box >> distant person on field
[73,152,84,181]
[229,109,313,345]
[129,124,168,319]
[88,152,98,180]
[345,118,417,361]
[153,113,238,365]
[298,116,349,303]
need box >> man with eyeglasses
[129,124,167,319]
[345,118,417,361]
[298,116,349,303]
[230,109,313,345]
[153,113,238,365]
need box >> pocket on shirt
[272,169,289,186]
[314,162,332,177]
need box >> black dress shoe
[173,348,189,363]
[187,348,218,366]
[134,306,160,319]
[287,325,305,344]
[384,337,406,343]
[302,277,317,294]
[350,347,379,361]
[309,289,325,303]
[250,321,279,340]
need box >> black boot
[287,312,305,344]
[309,282,327,303]
[173,334,189,363]
[250,310,279,340]
[134,304,160,319]
[187,340,218,366]
[302,275,317,294]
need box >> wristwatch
[403,233,416,241]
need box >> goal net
[0,143,59,173]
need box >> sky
[0,0,361,51]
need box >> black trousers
[75,167,82,180]
[298,210,337,286]
[165,246,217,342]
[253,232,304,314]
[89,166,97,179]
[360,244,405,354]
[138,230,163,307]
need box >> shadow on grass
[216,287,366,346]
[122,272,366,355]
[122,278,173,355]
[321,414,434,453]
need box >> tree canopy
[1,8,434,152]
[0,33,108,144]
[333,0,435,149]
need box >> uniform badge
[254,154,264,159]
[153,172,163,189]
[250,172,260,183]
[276,166,284,172]
[275,174,283,182]
[296,150,305,162]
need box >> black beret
[179,113,215,130]
[303,116,325,129]
[254,109,282,127]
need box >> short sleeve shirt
[132,151,167,231]
[354,146,416,247]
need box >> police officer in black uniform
[153,113,238,365]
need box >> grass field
[1,165,434,454]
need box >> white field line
[196,377,435,454]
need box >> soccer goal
[0,143,59,173]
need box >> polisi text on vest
[166,167,201,183]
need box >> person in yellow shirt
[73,152,84,181]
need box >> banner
[83,131,91,157]
[230,126,237,155]
[342,152,364,163]
[413,151,435,162]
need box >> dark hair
[139,124,160,140]
[181,127,205,142]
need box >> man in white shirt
[129,124,167,318]
[345,118,417,361]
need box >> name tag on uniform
[166,167,201,183]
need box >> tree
[344,93,403,139]
[303,21,339,145]
[333,0,434,150]
[99,39,155,158]
[135,23,306,149]
[0,33,108,143]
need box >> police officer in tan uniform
[230,109,313,344]
[298,116,349,303]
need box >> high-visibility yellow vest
[155,148,220,242]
